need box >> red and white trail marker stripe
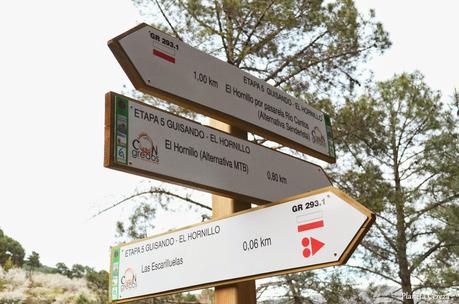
[296,211,324,232]
[152,42,175,63]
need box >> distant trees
[55,261,72,277]
[0,267,100,303]
[2,256,14,272]
[0,227,109,303]
[0,228,25,268]
[25,251,41,269]
[55,262,109,303]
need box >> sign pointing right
[109,186,375,303]
[104,92,331,204]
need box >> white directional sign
[109,24,336,163]
[105,92,330,204]
[109,186,375,303]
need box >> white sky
[0,0,458,272]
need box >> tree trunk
[395,190,414,304]
[391,116,414,304]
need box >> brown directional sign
[109,186,375,302]
[104,92,331,204]
[108,24,336,163]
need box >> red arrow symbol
[310,237,325,255]
[302,237,325,258]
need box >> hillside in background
[0,266,104,304]
[0,228,108,303]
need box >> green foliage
[260,270,369,303]
[2,256,13,272]
[131,0,390,100]
[75,294,91,304]
[322,72,459,301]
[85,268,109,303]
[25,251,41,269]
[0,267,100,303]
[0,228,25,267]
[55,262,72,277]
[116,202,156,240]
[71,264,86,279]
[142,292,198,303]
[54,262,109,302]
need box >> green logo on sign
[115,96,129,165]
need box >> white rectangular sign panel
[109,24,336,163]
[105,92,331,203]
[109,187,374,302]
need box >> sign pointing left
[108,24,336,163]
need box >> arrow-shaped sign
[108,24,336,163]
[109,186,375,303]
[104,92,331,204]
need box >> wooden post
[210,119,257,304]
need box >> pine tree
[320,72,459,303]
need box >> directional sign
[109,186,375,303]
[108,24,336,163]
[105,92,330,204]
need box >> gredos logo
[120,268,137,292]
[132,132,159,163]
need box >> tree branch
[154,0,183,41]
[361,240,397,263]
[92,187,211,218]
[222,2,237,63]
[412,282,459,293]
[179,0,222,37]
[234,0,276,66]
[213,0,229,61]
[232,6,254,48]
[346,265,401,285]
[235,25,288,67]
[239,65,268,73]
[398,148,426,179]
[264,30,329,82]
[376,294,404,303]
[376,212,397,228]
[398,115,430,164]
[407,230,437,243]
[274,44,375,87]
[403,172,438,197]
[334,64,361,87]
[408,193,459,226]
[349,132,393,166]
[409,241,444,274]
[374,222,399,254]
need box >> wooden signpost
[109,186,375,303]
[108,23,336,163]
[106,24,374,304]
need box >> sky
[0,1,458,272]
